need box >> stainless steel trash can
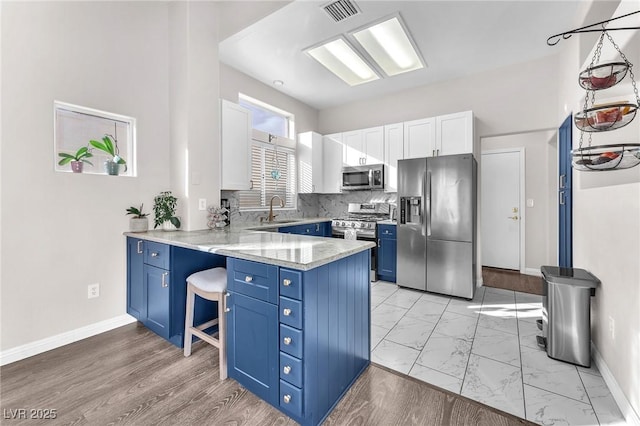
[538,266,600,367]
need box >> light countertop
[125,218,374,271]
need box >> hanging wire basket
[572,29,640,171]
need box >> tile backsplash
[221,190,397,224]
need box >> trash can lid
[540,266,601,288]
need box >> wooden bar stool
[183,267,228,380]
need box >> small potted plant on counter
[58,146,93,173]
[153,191,181,231]
[126,204,149,232]
[89,135,126,176]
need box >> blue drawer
[279,297,302,329]
[280,324,303,358]
[378,224,396,239]
[279,379,303,418]
[279,352,303,388]
[227,258,279,304]
[144,241,170,269]
[280,269,302,300]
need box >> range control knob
[350,222,356,227]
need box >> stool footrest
[196,318,219,331]
[189,327,220,349]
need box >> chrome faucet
[261,195,285,223]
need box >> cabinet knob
[283,308,292,316]
[245,276,253,283]
[283,365,291,374]
[283,394,291,404]
[151,252,159,257]
[283,337,292,345]
[283,279,291,287]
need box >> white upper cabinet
[297,131,323,194]
[342,126,384,166]
[384,123,403,193]
[436,110,474,156]
[220,99,251,190]
[322,133,343,193]
[403,117,436,159]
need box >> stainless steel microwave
[341,164,384,191]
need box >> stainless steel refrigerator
[397,154,477,299]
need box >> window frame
[53,101,136,176]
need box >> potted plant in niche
[58,146,93,173]
[126,204,149,232]
[89,135,126,176]
[153,191,181,231]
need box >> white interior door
[481,150,522,270]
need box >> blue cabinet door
[227,291,279,406]
[377,225,397,282]
[127,237,146,320]
[144,265,170,339]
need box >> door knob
[508,216,519,220]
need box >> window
[239,142,296,210]
[236,96,297,211]
[54,101,136,176]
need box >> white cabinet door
[436,110,474,156]
[384,123,403,193]
[322,133,343,193]
[403,117,436,159]
[221,99,251,190]
[297,131,323,193]
[363,126,384,165]
[342,130,363,166]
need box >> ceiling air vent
[323,0,360,23]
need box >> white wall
[0,1,222,352]
[555,5,640,420]
[482,130,558,271]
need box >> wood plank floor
[482,267,543,295]
[1,323,533,425]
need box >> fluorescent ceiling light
[306,38,379,86]
[352,16,424,77]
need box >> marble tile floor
[370,281,626,426]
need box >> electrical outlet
[88,283,100,299]
[198,198,207,211]
[609,316,615,340]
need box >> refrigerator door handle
[425,171,431,236]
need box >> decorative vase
[70,161,84,173]
[162,220,179,231]
[104,161,121,176]
[129,217,149,233]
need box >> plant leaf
[103,136,114,155]
[58,152,74,159]
[170,217,181,228]
[58,157,72,165]
[89,139,106,152]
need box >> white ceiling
[219,1,589,110]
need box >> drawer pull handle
[283,308,292,316]
[245,276,253,283]
[283,279,291,287]
[161,272,169,288]
[283,394,291,404]
[137,240,143,254]
[283,337,292,345]
[151,252,159,257]
[283,365,291,374]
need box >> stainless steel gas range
[332,202,390,281]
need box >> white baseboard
[592,343,640,426]
[523,267,542,277]
[0,314,137,366]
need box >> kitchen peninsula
[125,220,373,426]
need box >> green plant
[57,146,93,166]
[126,204,149,219]
[89,135,126,169]
[153,191,180,229]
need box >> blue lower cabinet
[226,251,371,426]
[278,221,332,237]
[144,265,170,339]
[127,238,146,320]
[227,291,279,406]
[377,224,397,282]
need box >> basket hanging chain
[604,31,640,105]
[579,30,606,151]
